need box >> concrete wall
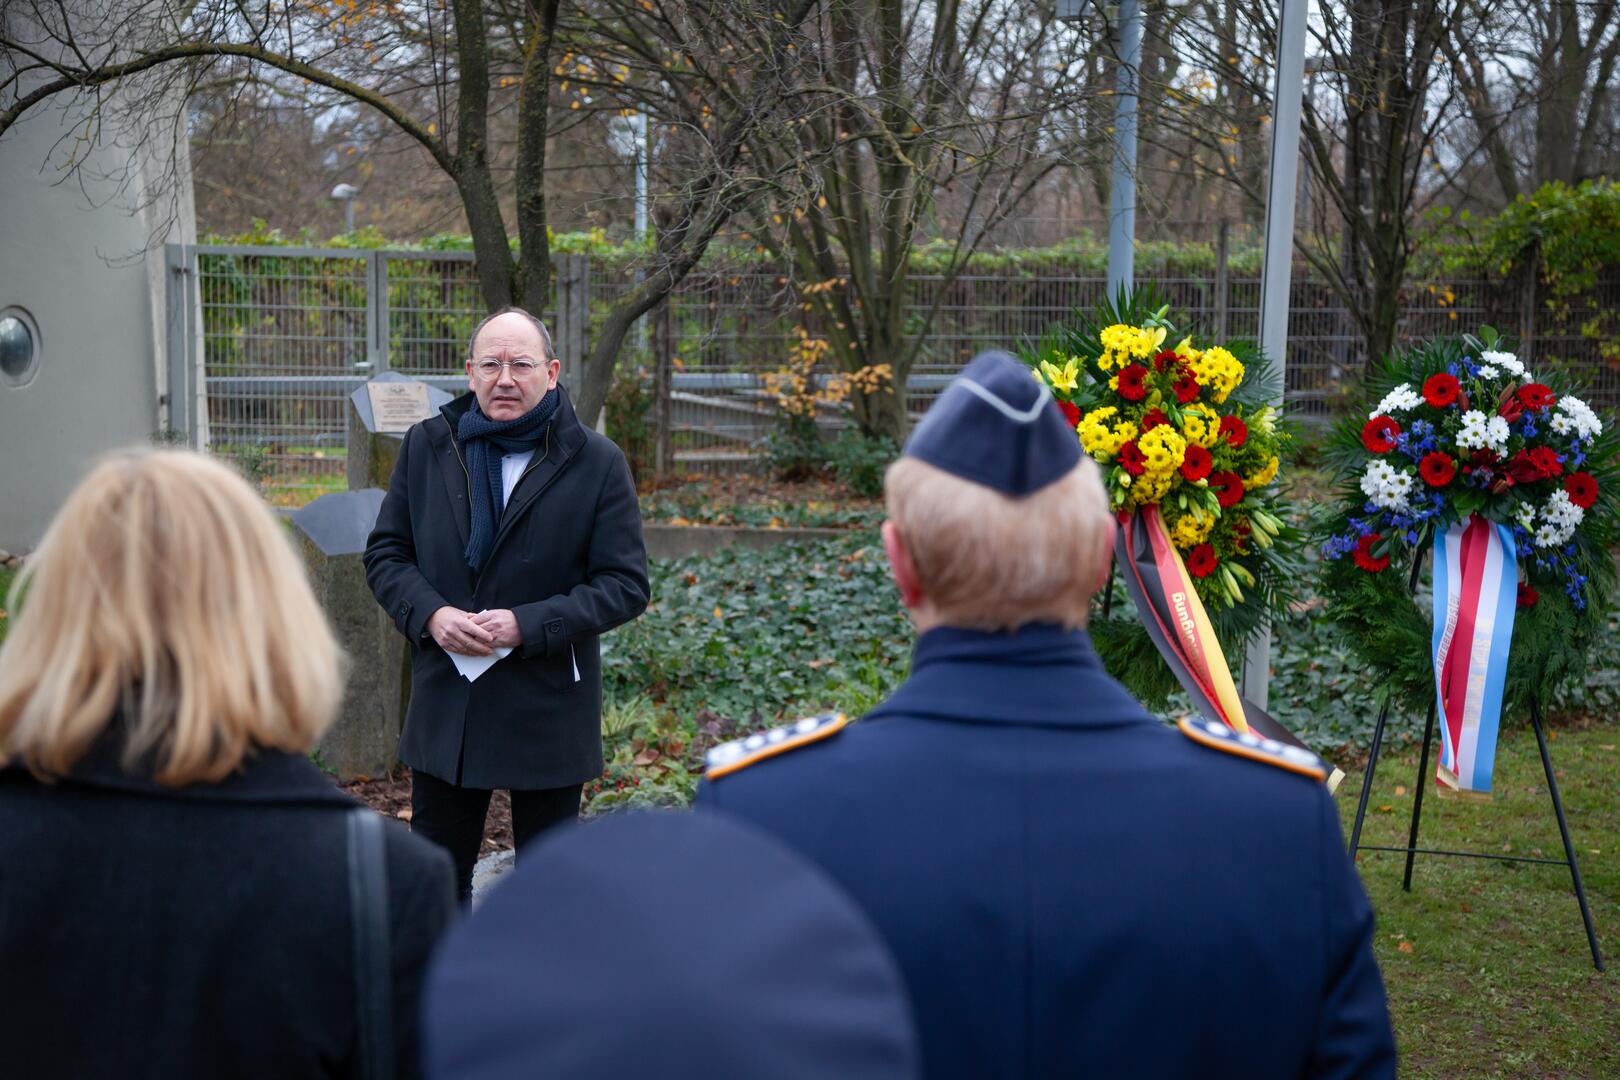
[0,15,196,552]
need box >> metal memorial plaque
[365,380,433,433]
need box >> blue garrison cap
[423,812,919,1080]
[903,350,1083,495]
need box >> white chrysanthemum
[1531,490,1585,548]
[1370,384,1423,419]
[1543,489,1585,529]
[1481,350,1525,376]
[1456,410,1510,455]
[1360,459,1414,512]
[1476,366,1499,379]
[1549,395,1603,441]
[1514,503,1536,532]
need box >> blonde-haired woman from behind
[0,449,454,1080]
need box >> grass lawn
[1341,717,1620,1078]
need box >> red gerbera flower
[1153,348,1179,372]
[1116,439,1147,476]
[1497,388,1525,423]
[1218,415,1248,447]
[1527,446,1563,478]
[1419,452,1456,487]
[1186,543,1218,578]
[1361,416,1401,454]
[1353,534,1390,573]
[1208,471,1245,508]
[1517,382,1556,411]
[1517,583,1540,608]
[1140,408,1168,431]
[1422,372,1461,408]
[1059,400,1081,427]
[1180,444,1214,482]
[1564,471,1598,509]
[1116,363,1149,402]
[1171,368,1201,404]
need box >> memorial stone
[347,372,454,490]
[289,488,401,780]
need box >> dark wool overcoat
[0,737,455,1079]
[364,386,649,791]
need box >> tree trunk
[515,0,561,315]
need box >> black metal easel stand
[1347,673,1605,972]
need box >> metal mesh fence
[194,245,1620,501]
[198,247,371,505]
[198,247,559,504]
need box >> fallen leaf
[1375,804,1394,814]
[807,658,835,669]
[1599,745,1616,751]
[1397,941,1414,954]
[713,605,724,619]
[1394,785,1407,796]
[633,749,659,766]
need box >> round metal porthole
[0,307,40,387]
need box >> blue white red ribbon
[1431,516,1518,794]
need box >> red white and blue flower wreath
[1317,328,1617,793]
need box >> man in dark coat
[365,307,649,899]
[696,352,1397,1079]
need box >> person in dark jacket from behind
[424,811,920,1080]
[0,449,455,1080]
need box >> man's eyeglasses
[472,358,545,380]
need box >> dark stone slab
[288,488,386,557]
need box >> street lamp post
[331,183,359,234]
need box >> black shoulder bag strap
[347,808,395,1080]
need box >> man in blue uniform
[695,351,1396,1079]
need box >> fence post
[367,251,390,374]
[553,254,590,389]
[164,243,196,447]
[654,298,674,478]
[1518,245,1538,360]
[1214,219,1230,341]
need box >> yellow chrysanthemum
[1245,455,1280,488]
[1179,403,1223,449]
[1098,323,1168,365]
[1169,511,1216,550]
[1138,425,1187,477]
[1190,345,1244,404]
[1131,472,1174,505]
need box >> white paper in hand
[448,646,513,682]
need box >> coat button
[547,620,563,633]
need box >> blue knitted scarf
[457,388,560,572]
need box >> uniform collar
[868,621,1145,730]
[8,723,358,809]
[908,621,1099,671]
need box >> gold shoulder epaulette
[705,712,848,780]
[1178,717,1329,781]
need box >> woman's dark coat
[0,739,455,1079]
[364,386,650,791]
